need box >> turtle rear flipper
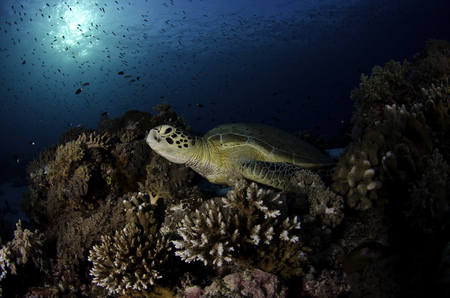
[238,159,302,191]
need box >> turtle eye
[163,127,172,135]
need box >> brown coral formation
[291,170,344,227]
[181,269,287,298]
[17,105,196,296]
[328,39,450,297]
[333,39,450,211]
[403,149,449,233]
[54,200,126,267]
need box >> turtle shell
[203,123,335,169]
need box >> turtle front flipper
[238,159,302,191]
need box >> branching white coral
[88,224,171,295]
[173,180,302,269]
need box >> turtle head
[146,125,198,164]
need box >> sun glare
[47,3,97,56]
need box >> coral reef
[328,39,450,297]
[75,131,111,149]
[11,40,450,297]
[181,269,287,298]
[148,151,195,198]
[0,221,46,295]
[291,170,344,228]
[57,126,96,146]
[333,40,450,211]
[54,200,126,267]
[403,149,449,233]
[123,110,153,138]
[302,268,350,298]
[350,59,412,139]
[331,134,382,210]
[123,191,161,236]
[151,101,190,131]
[88,223,174,295]
[172,180,306,278]
[19,105,195,296]
[111,140,151,180]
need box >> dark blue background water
[1,0,449,183]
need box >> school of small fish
[0,0,448,164]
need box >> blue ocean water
[0,0,449,183]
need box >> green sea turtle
[146,123,335,191]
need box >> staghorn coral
[75,131,111,149]
[160,186,207,236]
[122,191,160,236]
[0,220,46,291]
[173,197,238,267]
[137,174,173,206]
[173,180,304,277]
[88,223,173,295]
